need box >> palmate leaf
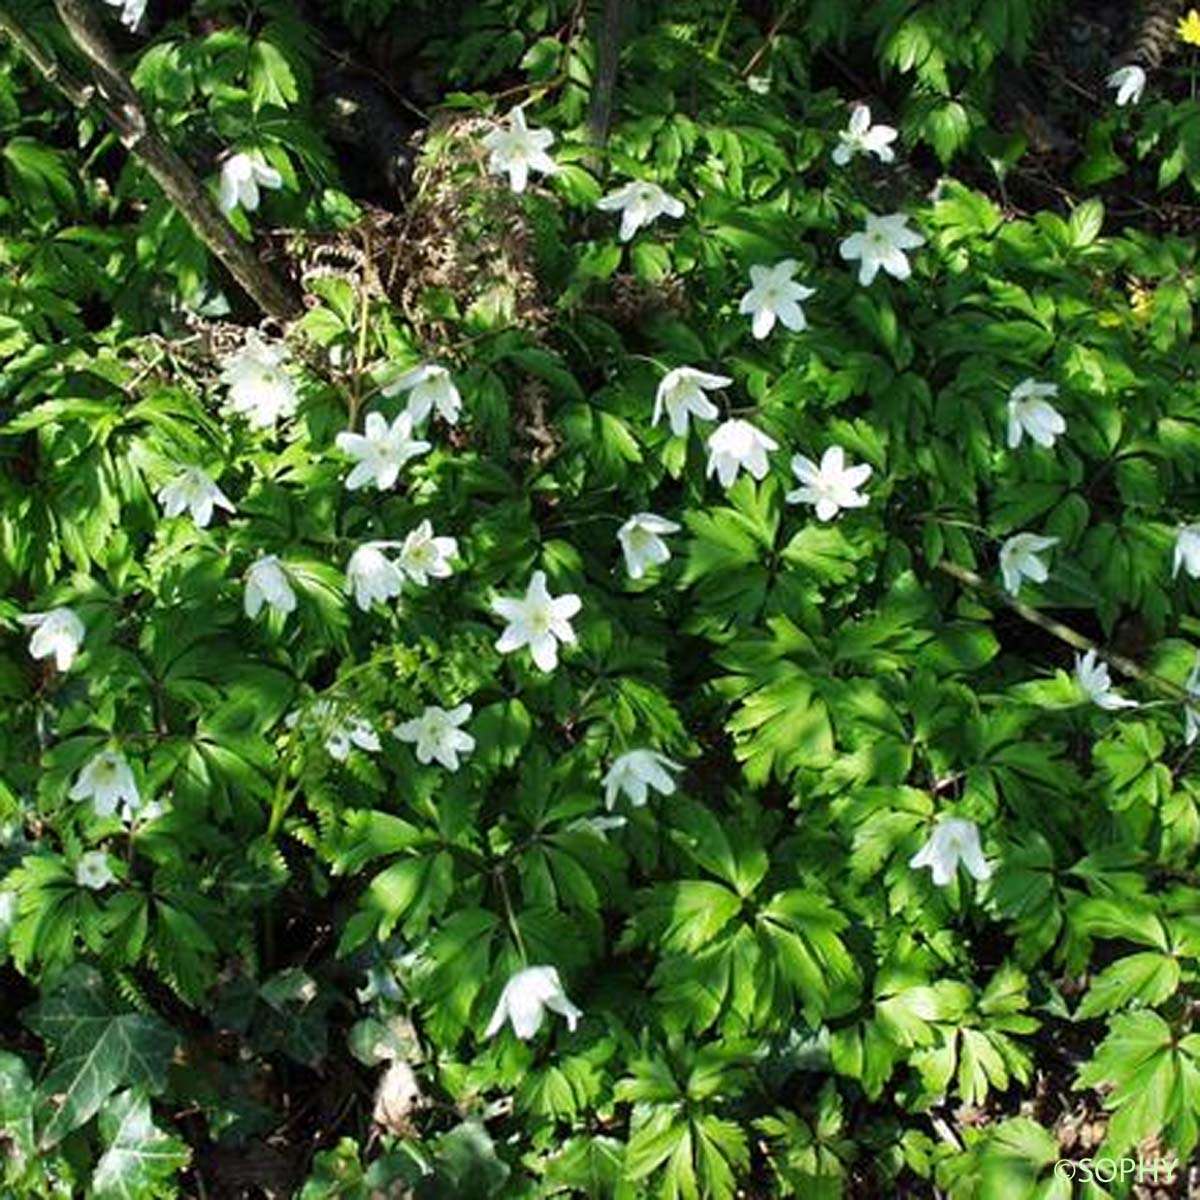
[22,966,177,1148]
[1076,1011,1200,1159]
[91,1090,190,1200]
[725,672,835,786]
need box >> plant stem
[495,865,527,962]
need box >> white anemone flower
[157,465,235,528]
[1185,654,1200,746]
[1007,379,1065,450]
[335,411,431,491]
[706,419,778,488]
[398,521,457,586]
[602,749,682,810]
[394,703,475,771]
[384,365,462,426]
[998,533,1058,596]
[220,335,298,429]
[909,818,991,887]
[1075,649,1138,711]
[839,212,926,286]
[492,570,581,673]
[785,446,871,520]
[244,554,296,620]
[482,106,557,193]
[218,152,283,215]
[652,367,730,437]
[102,0,146,32]
[19,607,85,671]
[485,965,582,1040]
[70,750,141,821]
[346,542,405,611]
[596,181,685,241]
[288,701,380,761]
[833,104,898,166]
[76,851,116,891]
[617,513,681,580]
[1106,65,1146,107]
[0,891,17,936]
[738,260,816,340]
[1173,525,1200,579]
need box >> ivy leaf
[0,1051,36,1171]
[23,966,176,1148]
[91,1090,190,1200]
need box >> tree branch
[2,0,301,322]
[586,0,624,153]
[934,558,1190,702]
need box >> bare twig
[742,2,795,78]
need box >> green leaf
[23,966,177,1147]
[1067,198,1104,248]
[1075,952,1180,1019]
[91,1090,190,1199]
[249,39,299,112]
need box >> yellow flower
[1179,8,1200,46]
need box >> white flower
[706,419,778,488]
[287,702,379,760]
[218,152,283,215]
[839,212,926,286]
[156,465,235,528]
[1185,655,1200,746]
[1075,649,1138,711]
[19,607,85,671]
[652,367,730,437]
[69,750,141,821]
[485,965,582,1040]
[482,106,557,193]
[1174,525,1200,579]
[602,749,682,810]
[221,335,298,430]
[336,411,431,492]
[102,0,145,31]
[492,570,581,673]
[618,513,681,580]
[394,703,475,770]
[0,891,16,936]
[76,851,115,891]
[909,817,991,887]
[999,533,1058,596]
[346,542,405,611]
[1107,65,1146,107]
[384,365,462,426]
[785,446,871,520]
[596,181,685,242]
[289,700,380,761]
[1006,379,1065,450]
[833,104,898,166]
[398,521,457,586]
[738,260,816,340]
[244,554,296,620]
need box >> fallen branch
[934,558,1190,703]
[1,0,300,322]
